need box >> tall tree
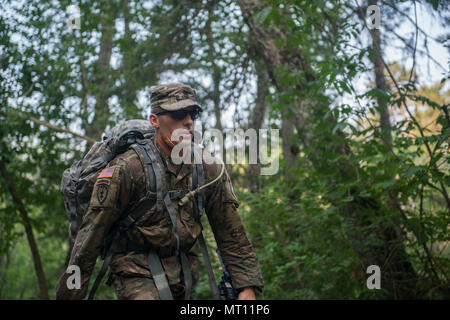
[0,160,49,299]
[367,0,393,148]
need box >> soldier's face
[150,109,195,147]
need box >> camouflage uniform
[56,84,264,300]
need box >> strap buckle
[146,191,157,200]
[119,215,136,231]
[168,189,188,200]
[136,138,147,145]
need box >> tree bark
[367,0,392,149]
[206,1,223,132]
[120,0,140,119]
[281,110,298,169]
[85,0,116,140]
[237,0,419,298]
[250,60,269,132]
[0,244,11,298]
[248,58,269,191]
[8,109,95,144]
[0,160,49,300]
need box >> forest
[0,0,448,300]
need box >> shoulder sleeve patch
[98,166,116,179]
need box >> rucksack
[61,119,156,244]
[60,119,224,300]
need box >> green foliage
[238,163,377,299]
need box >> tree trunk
[121,0,140,119]
[85,0,116,140]
[368,0,392,149]
[0,160,49,300]
[237,0,419,298]
[206,1,223,132]
[0,245,11,298]
[248,58,269,191]
[281,110,298,170]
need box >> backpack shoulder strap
[192,144,205,219]
[191,144,220,299]
[131,140,163,210]
[114,142,159,230]
[88,141,162,300]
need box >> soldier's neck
[155,132,174,157]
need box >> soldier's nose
[183,114,194,127]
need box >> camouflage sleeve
[56,159,133,300]
[204,164,264,293]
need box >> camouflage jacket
[56,138,264,299]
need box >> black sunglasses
[154,108,201,120]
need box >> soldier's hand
[237,287,256,300]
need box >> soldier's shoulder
[201,155,222,180]
[200,153,232,188]
[201,155,239,203]
[109,148,144,174]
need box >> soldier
[56,83,264,300]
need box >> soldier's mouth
[170,129,193,144]
[180,129,193,139]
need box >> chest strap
[135,140,164,211]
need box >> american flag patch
[98,167,115,179]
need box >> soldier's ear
[149,113,159,129]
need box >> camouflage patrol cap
[150,83,202,112]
